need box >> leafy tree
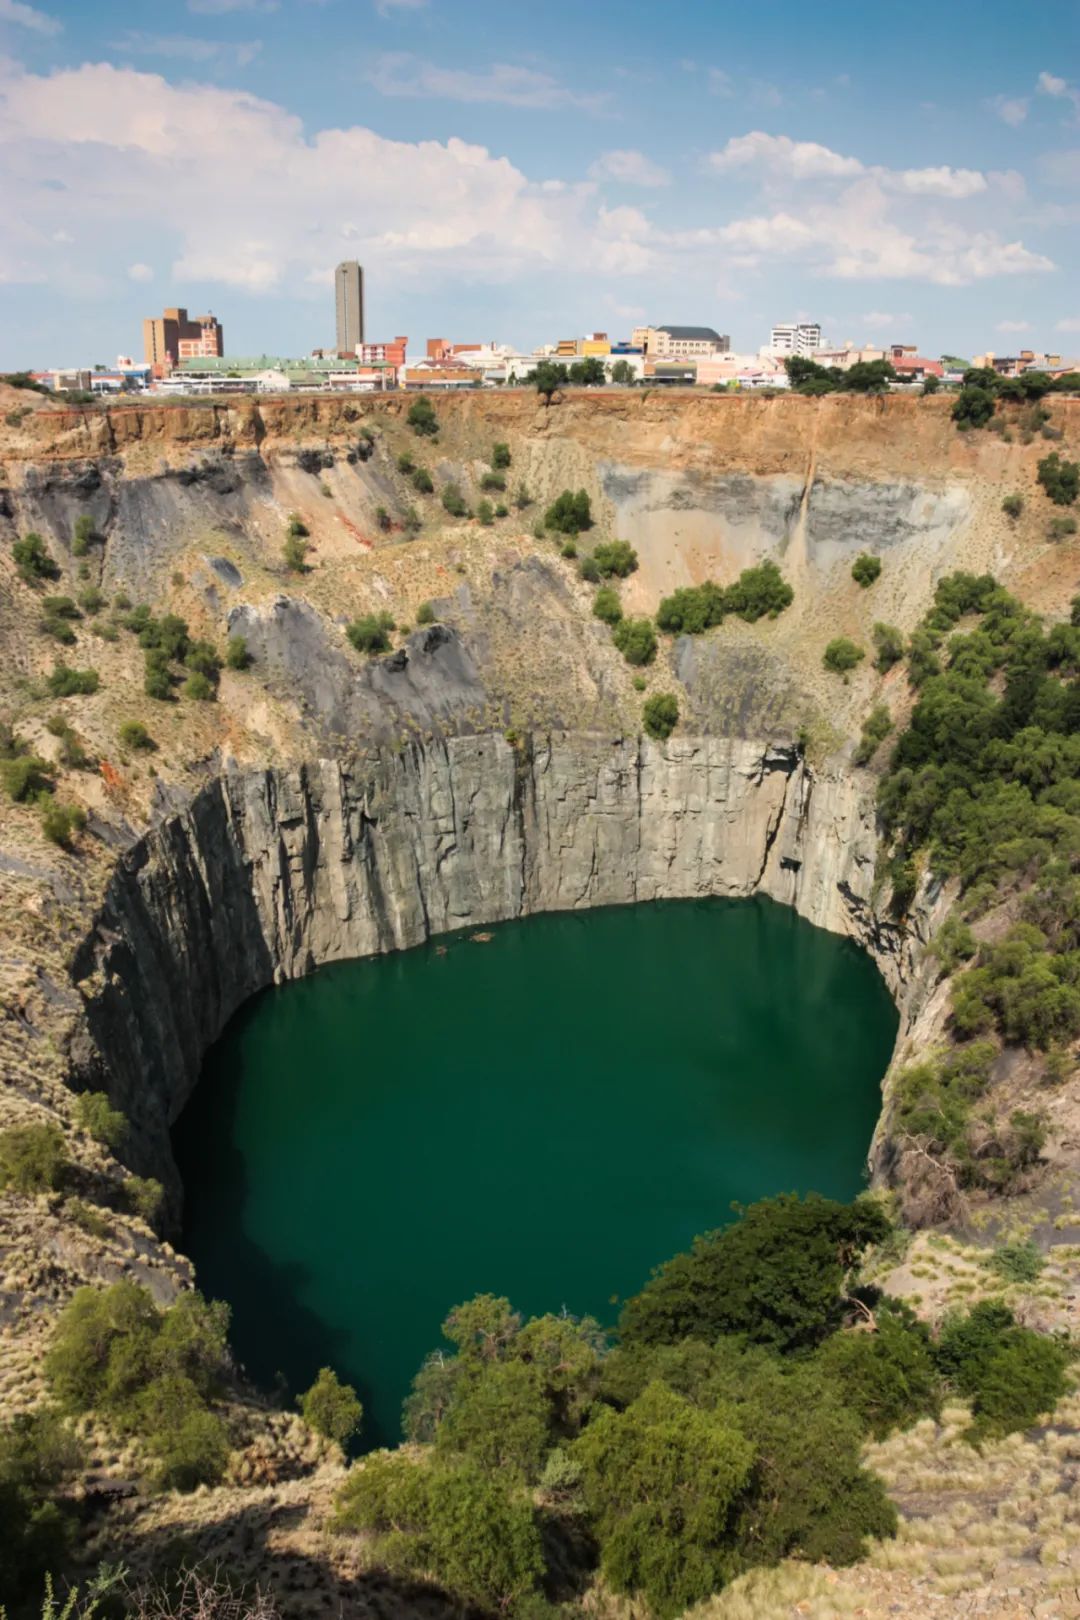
[824,638,865,675]
[396,451,415,474]
[568,356,607,386]
[592,586,623,625]
[225,635,251,671]
[144,649,172,701]
[620,1193,889,1353]
[12,532,60,584]
[40,800,86,848]
[282,532,309,572]
[572,1381,754,1618]
[657,581,728,635]
[844,359,897,393]
[786,356,839,394]
[441,482,467,517]
[334,1453,543,1611]
[2,753,53,802]
[851,553,882,587]
[815,1309,940,1439]
[435,1358,552,1480]
[407,396,439,437]
[185,639,222,687]
[74,1092,127,1150]
[1037,451,1079,506]
[853,702,892,765]
[1002,493,1024,519]
[643,692,679,740]
[872,621,905,673]
[122,1176,164,1227]
[922,374,941,394]
[476,498,495,526]
[46,662,99,698]
[952,385,996,429]
[934,1300,1069,1436]
[0,1408,82,1604]
[590,539,636,577]
[612,617,657,666]
[0,1123,68,1194]
[530,359,568,405]
[72,514,97,557]
[347,612,395,654]
[610,358,636,385]
[412,465,434,494]
[300,1367,363,1446]
[491,441,511,468]
[724,559,794,621]
[183,671,215,702]
[480,470,506,491]
[545,488,593,534]
[416,601,436,625]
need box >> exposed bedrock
[72,732,938,1197]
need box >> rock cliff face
[73,732,929,1192]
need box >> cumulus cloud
[707,130,985,196]
[368,53,610,112]
[0,0,60,34]
[589,148,669,187]
[1038,70,1080,118]
[127,262,154,282]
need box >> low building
[633,325,730,358]
[401,361,483,389]
[357,337,408,369]
[172,354,395,391]
[696,353,786,387]
[885,345,943,381]
[970,349,1064,377]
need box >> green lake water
[174,896,898,1448]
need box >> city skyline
[1,0,1079,368]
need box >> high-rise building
[335,261,365,352]
[765,322,823,359]
[142,308,223,376]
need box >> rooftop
[657,325,725,342]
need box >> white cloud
[112,32,262,66]
[707,68,732,97]
[995,318,1032,332]
[707,130,985,197]
[589,148,669,187]
[127,262,154,282]
[374,0,427,13]
[709,132,863,180]
[991,94,1029,127]
[1038,70,1080,117]
[0,0,60,34]
[368,53,610,112]
[1057,317,1080,332]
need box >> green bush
[74,1092,127,1151]
[853,703,892,766]
[592,586,623,625]
[77,586,105,616]
[72,514,97,557]
[2,753,53,802]
[988,1241,1043,1284]
[560,537,577,558]
[412,465,434,494]
[929,915,976,973]
[492,442,511,469]
[122,1175,164,1227]
[144,649,172,701]
[513,483,532,509]
[1049,515,1077,541]
[46,662,99,698]
[872,621,905,673]
[1037,452,1079,506]
[643,693,679,740]
[44,1281,232,1489]
[40,799,87,848]
[476,498,495,526]
[851,553,882,587]
[185,639,222,687]
[12,532,59,584]
[282,532,309,572]
[952,385,996,429]
[225,635,251,671]
[590,539,637,578]
[494,502,508,519]
[1002,494,1024,519]
[407,397,439,438]
[183,671,215,702]
[300,1367,363,1446]
[656,563,793,634]
[334,1452,543,1611]
[416,601,436,625]
[823,637,865,675]
[441,482,467,518]
[0,1123,68,1194]
[0,1407,82,1603]
[620,1193,889,1354]
[480,471,505,492]
[815,1309,940,1439]
[611,617,657,666]
[396,451,415,474]
[934,1300,1070,1437]
[545,489,592,534]
[347,612,395,654]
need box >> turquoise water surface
[174,896,897,1447]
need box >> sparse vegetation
[441,482,467,518]
[40,799,87,847]
[416,601,436,625]
[282,531,309,572]
[46,663,99,698]
[492,442,511,469]
[476,498,494,526]
[347,612,395,654]
[1002,493,1024,519]
[13,532,60,584]
[642,692,679,740]
[72,514,97,556]
[73,1092,127,1150]
[851,553,882,587]
[480,471,505,492]
[823,638,865,676]
[872,621,905,673]
[225,635,251,671]
[0,1123,68,1194]
[592,586,623,625]
[407,397,439,438]
[853,703,892,765]
[412,465,434,494]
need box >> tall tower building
[335,261,364,352]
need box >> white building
[762,322,824,360]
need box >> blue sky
[1,0,1078,367]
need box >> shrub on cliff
[144,649,172,701]
[0,1407,82,1603]
[545,489,592,535]
[592,586,623,625]
[407,397,439,438]
[441,483,467,518]
[74,1092,127,1151]
[412,465,434,494]
[611,617,657,666]
[282,532,309,572]
[872,621,905,673]
[1037,452,1079,506]
[45,662,99,698]
[934,1300,1070,1438]
[12,532,60,585]
[45,1282,232,1489]
[823,638,865,676]
[851,553,882,587]
[492,442,511,469]
[591,539,637,578]
[952,385,996,430]
[300,1367,363,1447]
[0,1123,69,1194]
[122,1175,164,1227]
[40,799,86,849]
[347,612,395,655]
[643,693,679,740]
[853,703,892,766]
[225,635,251,671]
[72,514,97,557]
[2,752,53,803]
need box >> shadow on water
[172,990,385,1445]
